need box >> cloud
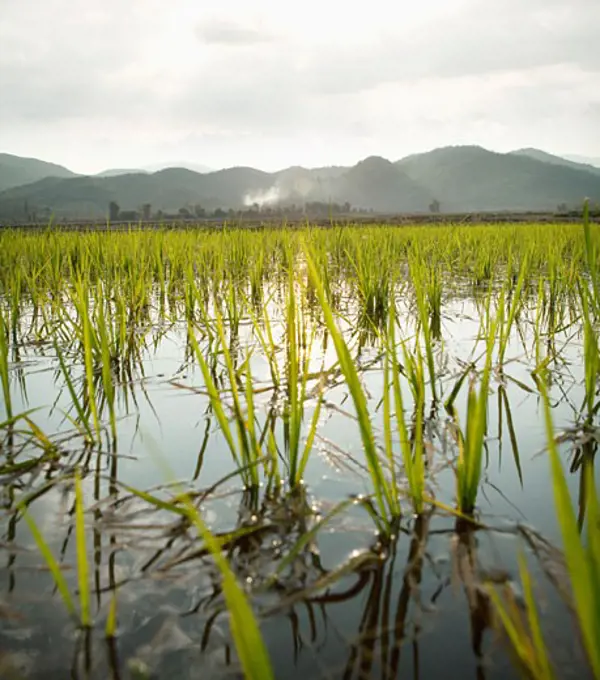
[0,0,598,172]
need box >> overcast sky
[2,0,599,173]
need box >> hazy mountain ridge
[510,148,600,176]
[1,145,599,219]
[0,153,78,192]
[396,145,600,212]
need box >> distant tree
[141,203,152,220]
[342,201,351,213]
[109,201,120,222]
[194,204,206,218]
[556,202,568,213]
[429,199,441,214]
[213,208,226,218]
[178,207,191,219]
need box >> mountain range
[0,146,599,220]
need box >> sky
[1,0,599,174]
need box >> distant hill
[1,146,599,219]
[397,145,600,212]
[510,148,600,176]
[0,153,77,192]
[0,167,275,219]
[142,161,214,174]
[331,156,430,212]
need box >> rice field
[0,214,599,679]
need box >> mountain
[0,153,77,192]
[331,156,430,212]
[510,148,600,176]
[1,146,599,219]
[0,159,434,219]
[0,167,275,219]
[397,145,600,212]
[142,161,214,174]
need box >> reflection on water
[0,259,596,679]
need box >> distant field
[0,218,599,679]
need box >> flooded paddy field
[0,220,598,679]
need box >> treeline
[108,200,374,222]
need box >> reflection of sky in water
[0,291,595,679]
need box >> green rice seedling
[426,265,443,342]
[410,259,439,403]
[579,286,599,424]
[72,279,102,443]
[497,254,528,368]
[0,305,12,422]
[385,303,425,514]
[540,378,600,677]
[245,290,281,390]
[491,377,600,679]
[187,328,256,487]
[95,284,118,444]
[304,243,400,527]
[454,311,497,514]
[285,255,323,486]
[582,200,600,314]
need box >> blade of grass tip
[19,505,77,621]
[540,378,600,677]
[75,471,91,627]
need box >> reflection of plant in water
[1,216,599,678]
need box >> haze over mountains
[0,145,599,220]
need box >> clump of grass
[0,305,12,422]
[304,242,401,528]
[454,305,498,514]
[384,303,426,514]
[489,376,600,679]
